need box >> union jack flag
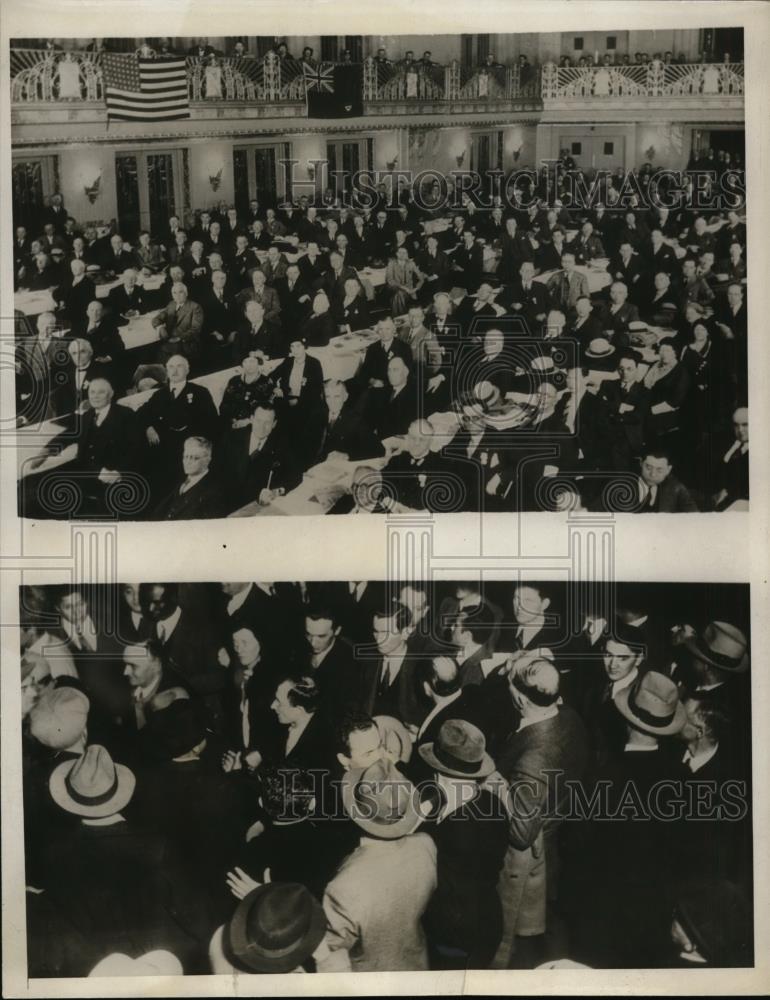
[302,61,334,92]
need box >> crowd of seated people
[14,162,748,518]
[20,580,752,975]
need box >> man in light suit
[490,655,589,969]
[319,758,437,972]
[151,283,205,367]
[546,252,590,313]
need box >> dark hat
[419,719,495,779]
[341,757,423,839]
[683,621,749,674]
[605,618,647,655]
[614,670,686,736]
[146,699,206,759]
[226,883,327,973]
[50,744,135,818]
[675,879,752,966]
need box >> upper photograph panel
[11,29,748,519]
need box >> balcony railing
[540,60,745,100]
[10,48,744,114]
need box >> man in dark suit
[414,654,503,750]
[220,404,301,513]
[275,263,313,330]
[624,448,699,513]
[356,603,427,728]
[308,380,384,467]
[81,300,126,371]
[355,317,412,397]
[497,261,548,332]
[298,607,358,717]
[597,281,639,345]
[229,234,259,291]
[50,338,114,418]
[118,583,153,646]
[609,242,647,302]
[152,435,227,520]
[451,231,485,290]
[566,296,603,351]
[644,229,677,276]
[106,268,149,324]
[200,269,238,369]
[319,252,360,310]
[417,235,451,302]
[55,259,96,327]
[232,300,282,362]
[371,357,419,440]
[491,656,589,969]
[139,583,225,716]
[712,406,749,510]
[382,419,458,513]
[40,745,207,975]
[137,354,219,498]
[598,352,649,470]
[567,221,606,263]
[100,234,136,276]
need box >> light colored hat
[341,757,423,839]
[30,686,89,750]
[683,621,749,674]
[89,950,183,977]
[374,715,413,764]
[614,671,687,736]
[49,744,136,818]
[584,337,615,359]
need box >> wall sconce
[455,149,466,168]
[644,145,656,162]
[209,166,223,191]
[385,153,399,171]
[84,173,102,204]
[511,144,523,163]
[307,164,316,181]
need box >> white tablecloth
[14,273,166,317]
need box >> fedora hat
[585,337,615,359]
[29,685,89,750]
[226,883,326,973]
[146,699,206,759]
[614,671,686,736]
[374,715,413,764]
[50,744,136,818]
[341,757,423,839]
[683,621,749,674]
[419,719,495,779]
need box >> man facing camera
[152,436,226,520]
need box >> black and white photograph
[18,579,753,976]
[10,27,749,519]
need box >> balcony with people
[10,35,744,131]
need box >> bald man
[382,419,458,512]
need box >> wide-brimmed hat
[683,621,749,674]
[49,744,136,818]
[419,719,495,779]
[89,950,183,977]
[341,757,423,839]
[29,685,89,750]
[374,715,413,764]
[584,337,616,359]
[225,883,327,973]
[614,671,686,736]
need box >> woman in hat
[418,719,510,968]
[643,340,691,454]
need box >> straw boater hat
[419,719,495,780]
[614,671,686,737]
[225,883,327,974]
[683,621,749,674]
[341,757,423,839]
[49,744,136,818]
[584,337,616,360]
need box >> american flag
[302,61,335,92]
[103,54,190,122]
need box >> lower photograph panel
[19,579,752,975]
